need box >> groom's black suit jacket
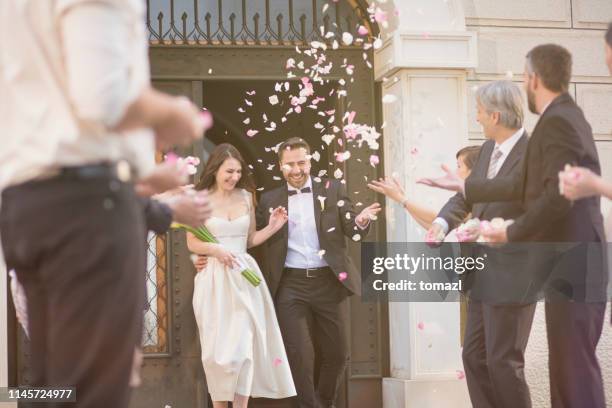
[463,93,607,301]
[256,177,370,298]
[438,132,536,303]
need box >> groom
[256,137,380,408]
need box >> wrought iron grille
[143,232,169,354]
[147,0,375,45]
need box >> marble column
[372,1,477,406]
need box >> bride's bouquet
[172,223,262,287]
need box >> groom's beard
[287,172,308,188]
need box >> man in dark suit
[428,80,535,408]
[420,44,607,408]
[256,137,380,408]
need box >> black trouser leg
[1,177,146,408]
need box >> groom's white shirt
[285,177,329,269]
[433,127,525,234]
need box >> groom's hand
[417,164,465,194]
[356,202,382,228]
[193,255,208,272]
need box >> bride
[188,143,296,408]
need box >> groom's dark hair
[278,137,311,161]
[606,22,612,47]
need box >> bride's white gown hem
[192,189,296,402]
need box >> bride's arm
[187,232,238,268]
[186,232,220,256]
[247,196,287,248]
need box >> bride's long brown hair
[195,143,256,195]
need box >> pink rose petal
[369,155,380,167]
[417,322,425,331]
[200,110,214,131]
[456,370,466,380]
[347,111,356,125]
[338,272,348,281]
[246,129,259,138]
[164,152,178,164]
[358,25,369,36]
[273,358,283,367]
[374,9,388,23]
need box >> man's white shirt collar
[495,127,524,157]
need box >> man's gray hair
[476,80,524,129]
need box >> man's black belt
[284,266,330,278]
[52,161,133,182]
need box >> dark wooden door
[128,43,389,408]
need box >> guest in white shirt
[0,1,206,407]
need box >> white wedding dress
[192,190,296,401]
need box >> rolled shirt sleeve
[432,217,449,234]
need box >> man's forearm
[595,176,612,200]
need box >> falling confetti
[246,129,259,138]
[273,358,283,367]
[338,272,348,281]
[317,196,326,211]
[382,94,398,104]
[417,322,425,330]
[342,32,354,46]
[369,155,380,167]
[322,134,335,145]
[456,370,466,380]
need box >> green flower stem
[241,269,261,287]
[172,223,260,287]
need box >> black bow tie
[288,186,312,196]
